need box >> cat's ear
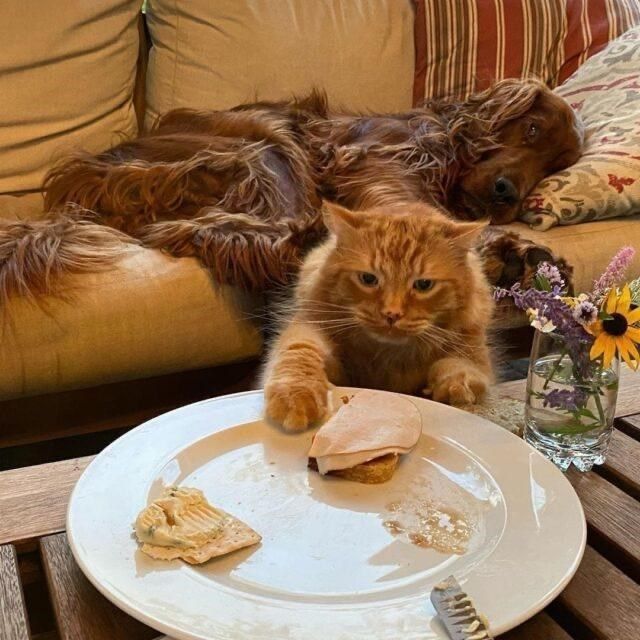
[323,201,362,240]
[445,220,488,249]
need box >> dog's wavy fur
[0,211,136,302]
[310,81,519,207]
[0,81,581,301]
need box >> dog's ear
[445,219,488,249]
[323,201,362,240]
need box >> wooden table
[1,374,639,640]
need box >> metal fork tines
[430,576,494,640]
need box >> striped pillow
[413,0,640,104]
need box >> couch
[2,1,639,432]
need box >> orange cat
[263,201,494,431]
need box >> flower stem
[592,381,606,427]
[543,349,567,390]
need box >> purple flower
[592,247,636,304]
[543,388,589,412]
[495,283,595,377]
[493,287,510,301]
[496,285,584,339]
[535,262,565,291]
[572,299,598,327]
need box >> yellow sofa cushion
[495,216,640,328]
[144,0,416,126]
[510,216,640,294]
[2,194,637,396]
[0,1,140,195]
[0,242,262,400]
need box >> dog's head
[450,79,584,224]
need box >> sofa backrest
[143,0,416,128]
[3,0,640,199]
[0,0,142,195]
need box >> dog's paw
[428,370,488,407]
[479,228,573,291]
[265,378,328,432]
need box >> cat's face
[321,202,483,344]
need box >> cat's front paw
[426,369,488,407]
[265,378,328,432]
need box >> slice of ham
[308,390,422,474]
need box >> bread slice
[308,453,399,484]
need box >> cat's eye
[413,278,434,292]
[526,123,539,139]
[358,272,379,287]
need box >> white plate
[67,389,585,640]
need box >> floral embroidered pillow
[521,27,640,230]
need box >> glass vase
[524,330,619,472]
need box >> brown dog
[0,81,581,300]
[316,80,583,224]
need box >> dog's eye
[413,278,434,292]
[526,123,539,139]
[358,272,379,287]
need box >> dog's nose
[492,177,519,204]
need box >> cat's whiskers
[423,327,485,353]
[327,324,361,338]
[295,298,354,310]
[303,319,359,328]
[419,328,475,359]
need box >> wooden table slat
[619,414,640,440]
[560,545,640,640]
[0,544,30,640]
[497,612,572,639]
[600,429,640,497]
[568,470,640,571]
[0,457,91,545]
[40,533,157,640]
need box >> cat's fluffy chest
[332,331,433,395]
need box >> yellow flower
[589,285,640,370]
[561,293,588,308]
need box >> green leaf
[534,274,552,292]
[576,408,598,421]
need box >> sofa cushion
[494,216,640,328]
[0,1,140,195]
[521,27,640,230]
[0,194,46,222]
[144,0,416,126]
[413,0,640,103]
[0,244,263,401]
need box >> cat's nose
[383,309,403,326]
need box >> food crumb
[383,520,403,534]
[382,499,472,555]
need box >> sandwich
[308,390,422,484]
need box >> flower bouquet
[496,247,639,471]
